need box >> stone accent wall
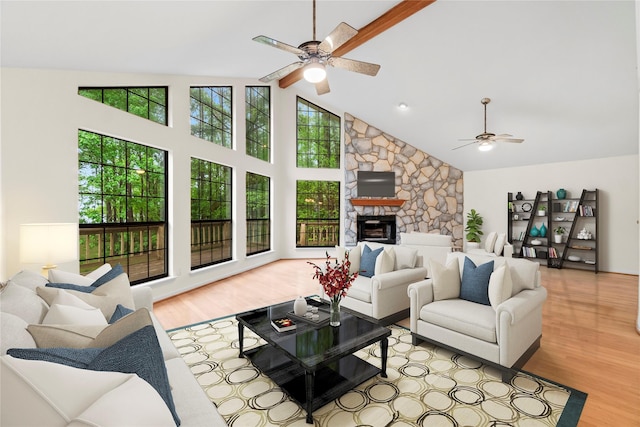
[344,113,464,247]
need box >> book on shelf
[271,316,296,332]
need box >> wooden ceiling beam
[279,0,436,89]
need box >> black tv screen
[357,171,395,197]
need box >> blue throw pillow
[109,304,135,324]
[359,245,383,278]
[459,257,494,306]
[8,325,180,426]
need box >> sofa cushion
[335,245,361,275]
[109,304,134,323]
[430,257,460,301]
[28,308,152,349]
[488,264,513,309]
[1,312,36,355]
[420,299,497,343]
[484,231,498,253]
[7,269,49,293]
[345,276,372,303]
[374,248,395,275]
[48,263,112,287]
[42,303,107,326]
[460,257,493,306]
[8,323,180,426]
[41,289,108,326]
[493,233,507,256]
[360,245,383,278]
[27,324,106,349]
[37,271,135,319]
[0,281,49,324]
[47,264,124,293]
[392,245,418,270]
[0,355,175,427]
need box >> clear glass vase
[330,298,341,327]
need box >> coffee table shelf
[243,344,381,416]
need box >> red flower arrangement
[308,251,358,303]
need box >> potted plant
[465,209,483,249]
[553,226,566,243]
[537,205,547,216]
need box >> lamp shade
[20,223,78,270]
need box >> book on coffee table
[271,316,296,332]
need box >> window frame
[296,180,341,248]
[246,172,271,256]
[78,86,168,125]
[245,86,271,162]
[190,157,233,269]
[190,86,233,148]
[296,96,341,168]
[78,129,169,284]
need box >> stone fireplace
[344,113,464,247]
[357,215,397,244]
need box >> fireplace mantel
[350,198,406,207]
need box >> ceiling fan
[454,98,524,151]
[252,0,381,95]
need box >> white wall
[464,155,639,274]
[0,68,340,300]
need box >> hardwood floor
[153,259,640,426]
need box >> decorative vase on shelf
[539,223,547,237]
[556,188,567,200]
[515,192,524,201]
[530,226,540,237]
[330,298,341,327]
[293,296,307,316]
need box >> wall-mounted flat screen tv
[357,171,396,197]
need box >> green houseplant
[553,226,566,243]
[465,209,484,245]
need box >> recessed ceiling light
[398,102,408,110]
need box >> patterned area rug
[168,317,585,427]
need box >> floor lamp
[20,223,78,277]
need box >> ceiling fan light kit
[454,97,524,151]
[303,60,326,83]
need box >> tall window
[190,86,232,148]
[78,130,168,284]
[78,87,168,125]
[246,172,270,255]
[296,181,340,247]
[296,97,341,168]
[246,86,271,161]
[191,158,233,269]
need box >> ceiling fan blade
[329,56,380,76]
[253,35,304,56]
[491,135,524,143]
[318,22,358,53]
[259,62,305,82]
[452,142,477,151]
[315,78,330,95]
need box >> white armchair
[408,252,546,381]
[329,242,427,325]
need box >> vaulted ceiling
[1,0,637,171]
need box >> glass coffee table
[236,297,390,424]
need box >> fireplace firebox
[357,215,397,244]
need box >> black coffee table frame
[237,297,390,424]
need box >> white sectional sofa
[408,252,547,381]
[1,268,226,427]
[466,231,514,258]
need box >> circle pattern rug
[169,317,581,427]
